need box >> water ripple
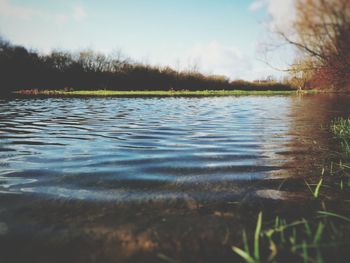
[0,96,296,201]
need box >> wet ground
[0,94,349,262]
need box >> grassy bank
[15,89,319,97]
[233,209,350,262]
[233,117,350,262]
[331,117,350,156]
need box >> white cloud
[72,5,87,22]
[248,0,265,12]
[0,0,87,25]
[0,0,39,20]
[248,0,298,77]
[171,41,286,81]
[54,14,70,25]
[249,0,296,33]
[185,41,252,80]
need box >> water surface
[0,94,349,262]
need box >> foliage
[0,37,294,94]
[331,117,350,156]
[280,0,350,90]
[286,57,316,90]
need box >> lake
[0,94,349,262]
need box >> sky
[0,0,296,81]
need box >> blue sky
[0,0,295,80]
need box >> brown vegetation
[281,0,350,90]
[0,37,293,95]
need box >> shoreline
[13,89,322,97]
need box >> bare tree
[279,0,350,89]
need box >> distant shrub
[0,37,292,94]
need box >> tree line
[0,37,292,94]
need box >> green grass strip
[15,89,320,97]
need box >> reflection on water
[0,94,350,262]
[1,95,350,200]
[0,96,295,201]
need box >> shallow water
[0,94,349,262]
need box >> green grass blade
[316,248,323,263]
[254,212,263,260]
[304,180,314,195]
[243,229,250,256]
[304,221,312,238]
[232,246,256,263]
[157,253,178,263]
[302,240,308,263]
[313,222,325,244]
[267,238,277,262]
[317,211,350,223]
[314,178,323,198]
